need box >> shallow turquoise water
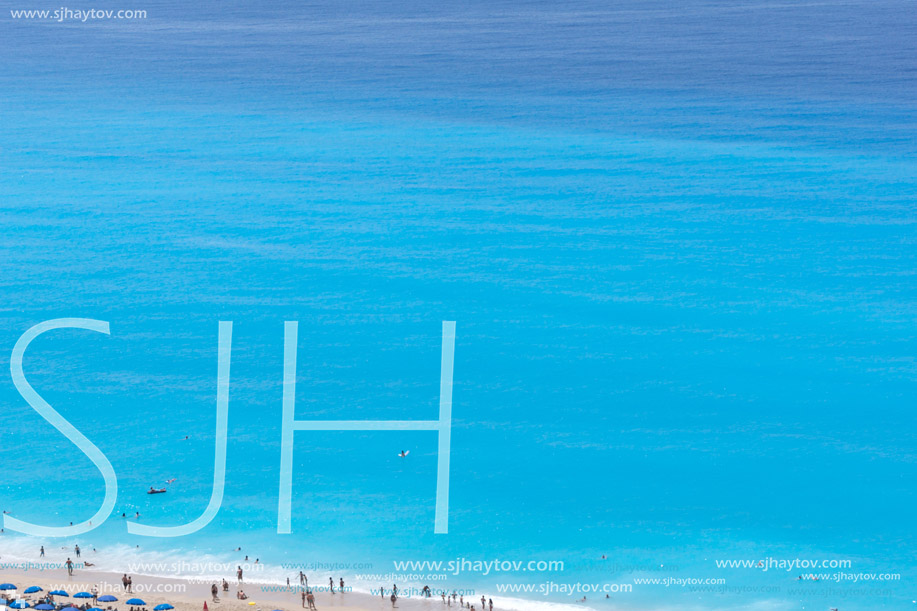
[0,1,915,609]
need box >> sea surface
[0,0,915,609]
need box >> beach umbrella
[154,605,173,610]
[22,589,41,595]
[60,606,80,611]
[0,587,15,592]
[10,602,30,609]
[48,592,68,597]
[126,599,146,606]
[74,594,93,599]
[98,596,117,603]
[88,607,107,611]
[34,605,53,610]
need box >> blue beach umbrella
[49,591,68,597]
[126,599,146,606]
[88,607,107,611]
[98,596,117,603]
[34,605,54,610]
[0,586,17,591]
[10,601,30,609]
[153,605,173,610]
[23,588,41,595]
[73,594,93,599]
[60,607,80,611]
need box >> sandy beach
[0,569,451,611]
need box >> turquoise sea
[0,1,915,609]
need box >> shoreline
[0,541,599,611]
[0,568,460,611]
[0,536,605,611]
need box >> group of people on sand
[30,541,499,611]
[209,579,231,602]
[298,589,316,610]
[295,576,345,609]
[25,591,103,611]
[438,592,494,611]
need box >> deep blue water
[0,0,915,609]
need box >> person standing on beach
[488,599,493,610]
[92,586,99,603]
[328,577,334,594]
[390,592,397,608]
[211,584,218,602]
[127,576,133,593]
[306,591,316,610]
[122,575,128,590]
[300,590,305,608]
[298,572,304,586]
[237,566,243,583]
[338,578,344,593]
[66,558,74,575]
[40,546,45,557]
